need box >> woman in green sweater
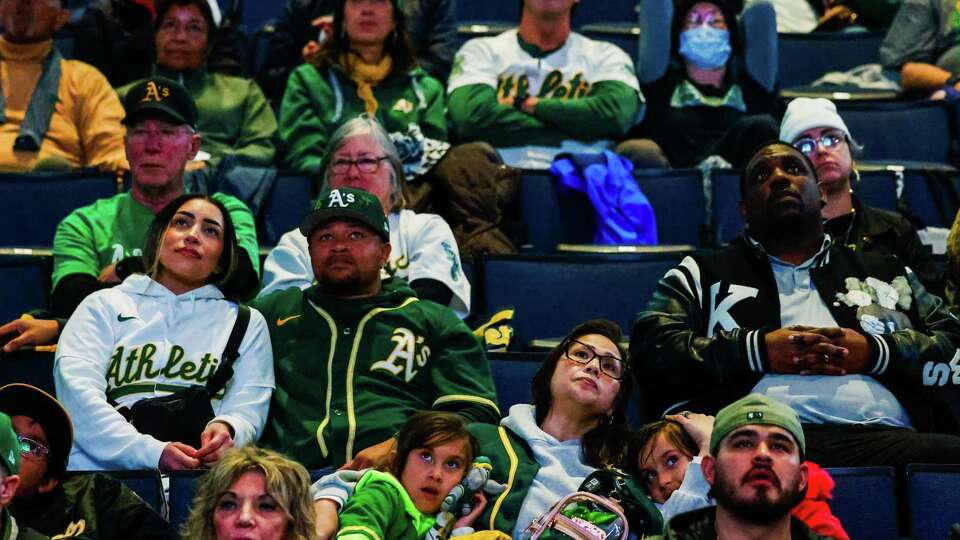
[279,0,447,177]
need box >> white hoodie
[55,274,275,471]
[503,404,598,538]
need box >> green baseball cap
[122,76,198,128]
[300,188,390,241]
[710,394,805,459]
[0,412,20,475]
[0,384,73,478]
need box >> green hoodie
[252,278,499,469]
[337,470,436,540]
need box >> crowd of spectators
[8,0,960,538]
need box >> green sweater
[337,470,436,540]
[251,278,499,469]
[118,66,278,167]
[279,62,447,175]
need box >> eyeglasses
[18,435,49,459]
[563,339,626,380]
[793,132,844,157]
[330,156,389,175]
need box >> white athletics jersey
[55,274,275,471]
[448,29,640,167]
[259,209,471,318]
[448,29,639,102]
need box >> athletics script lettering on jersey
[106,344,221,387]
[370,327,431,383]
[497,70,591,102]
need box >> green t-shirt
[337,470,436,540]
[52,192,260,289]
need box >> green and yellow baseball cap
[122,76,198,128]
[710,393,805,459]
[0,412,20,475]
[300,188,390,241]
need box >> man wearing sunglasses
[0,384,174,540]
[780,97,942,295]
[633,141,960,472]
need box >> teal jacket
[118,66,278,167]
[337,470,436,540]
[252,278,499,469]
[279,61,446,174]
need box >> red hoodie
[791,462,850,540]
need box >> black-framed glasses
[563,339,626,380]
[793,132,844,157]
[330,156,389,175]
[18,435,49,459]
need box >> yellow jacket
[0,37,127,172]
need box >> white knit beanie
[779,97,851,143]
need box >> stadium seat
[854,169,899,212]
[908,464,960,540]
[0,172,117,247]
[838,101,955,165]
[519,169,594,252]
[259,175,314,246]
[0,251,51,323]
[825,466,898,540]
[900,168,960,228]
[710,168,743,246]
[0,350,55,396]
[457,2,520,25]
[777,31,885,89]
[489,352,545,414]
[242,2,285,34]
[573,0,637,28]
[635,168,706,246]
[481,253,687,348]
[94,470,165,514]
[169,470,206,530]
[580,23,639,61]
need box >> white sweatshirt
[55,274,275,471]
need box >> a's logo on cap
[140,81,171,104]
[746,411,764,420]
[327,189,356,208]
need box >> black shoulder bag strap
[205,305,251,396]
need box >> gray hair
[320,116,406,212]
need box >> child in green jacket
[336,412,488,540]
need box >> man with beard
[632,142,960,470]
[655,394,824,539]
[251,187,499,470]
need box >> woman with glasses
[279,0,447,178]
[780,97,942,294]
[619,0,778,169]
[260,116,470,317]
[308,319,661,538]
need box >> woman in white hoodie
[54,194,274,472]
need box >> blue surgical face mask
[678,26,731,70]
